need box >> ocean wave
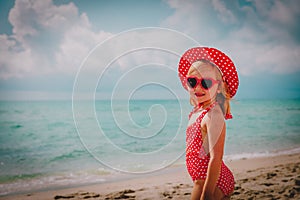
[49,149,87,162]
[224,147,300,161]
[0,169,110,196]
[0,173,43,184]
[9,124,23,129]
[286,107,300,111]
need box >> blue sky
[0,0,300,100]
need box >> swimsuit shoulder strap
[188,102,218,120]
[196,102,218,123]
[188,111,194,119]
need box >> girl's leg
[222,196,231,200]
[191,179,204,200]
[214,186,231,200]
[190,180,232,200]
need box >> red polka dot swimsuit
[186,103,235,196]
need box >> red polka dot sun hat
[178,47,239,98]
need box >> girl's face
[187,63,219,106]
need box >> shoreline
[224,146,300,161]
[2,151,300,200]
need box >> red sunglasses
[186,76,220,90]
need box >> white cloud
[1,0,299,80]
[55,20,112,73]
[0,34,33,78]
[0,0,188,81]
[211,0,237,24]
[0,0,112,79]
[9,0,79,42]
[162,0,300,76]
[161,0,219,43]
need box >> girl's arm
[201,108,226,200]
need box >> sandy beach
[2,152,300,200]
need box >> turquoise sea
[0,99,300,195]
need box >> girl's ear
[217,83,222,93]
[218,80,226,93]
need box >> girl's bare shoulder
[202,105,224,126]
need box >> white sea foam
[0,170,108,196]
[224,146,300,161]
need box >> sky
[0,0,300,100]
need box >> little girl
[178,47,239,200]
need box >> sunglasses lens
[187,77,197,88]
[201,79,213,89]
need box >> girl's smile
[194,92,205,97]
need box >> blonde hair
[187,60,232,117]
